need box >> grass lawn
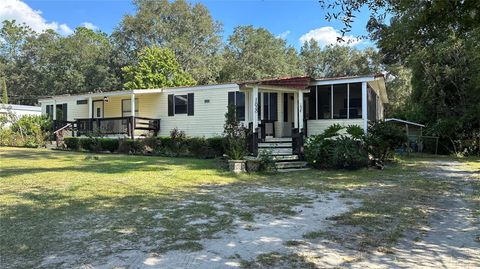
[0,147,478,268]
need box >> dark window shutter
[270,93,277,121]
[62,103,68,121]
[187,93,194,116]
[168,94,174,116]
[309,86,316,120]
[283,93,288,122]
[228,92,235,106]
[258,93,261,120]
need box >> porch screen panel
[308,86,317,120]
[317,85,331,119]
[349,83,362,119]
[333,84,348,119]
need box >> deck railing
[54,116,160,139]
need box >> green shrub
[97,138,119,153]
[305,124,368,170]
[78,138,97,152]
[365,121,408,162]
[258,150,276,172]
[223,104,247,160]
[0,114,52,148]
[117,139,144,154]
[207,136,224,157]
[64,137,80,150]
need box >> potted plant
[224,104,247,173]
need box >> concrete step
[258,142,292,148]
[259,148,292,156]
[275,161,308,169]
[265,137,292,143]
[273,155,299,161]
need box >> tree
[220,25,303,81]
[122,46,195,89]
[1,77,7,104]
[0,21,120,104]
[112,0,223,84]
[319,0,480,155]
[300,40,383,78]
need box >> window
[167,94,194,116]
[349,83,362,119]
[317,85,332,119]
[228,91,245,121]
[46,105,54,119]
[56,104,68,121]
[76,99,88,105]
[122,99,139,117]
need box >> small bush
[305,124,368,170]
[258,150,276,172]
[97,138,119,153]
[118,139,143,154]
[64,137,80,150]
[0,113,52,148]
[365,121,408,162]
[78,137,97,152]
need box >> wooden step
[258,142,292,148]
[264,137,292,143]
[277,168,310,173]
[273,155,299,161]
[275,161,308,169]
[259,148,292,156]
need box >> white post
[131,93,135,117]
[260,92,264,120]
[362,82,368,133]
[293,91,298,128]
[298,91,304,131]
[252,86,258,130]
[52,99,57,120]
[88,97,93,119]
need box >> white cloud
[276,30,291,39]
[81,22,99,31]
[299,26,361,47]
[0,0,73,35]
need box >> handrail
[54,123,72,135]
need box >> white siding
[307,119,364,136]
[158,85,239,137]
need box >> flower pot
[246,159,261,172]
[228,160,246,173]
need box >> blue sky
[2,0,374,50]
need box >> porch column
[88,97,92,119]
[52,99,57,120]
[298,91,304,131]
[130,93,135,139]
[131,93,136,117]
[362,82,368,133]
[293,92,298,128]
[252,86,258,129]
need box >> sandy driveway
[39,160,479,269]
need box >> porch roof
[38,88,163,102]
[237,76,313,90]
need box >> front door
[92,101,103,119]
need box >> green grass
[1,147,477,267]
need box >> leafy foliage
[1,77,7,104]
[223,104,247,160]
[122,47,195,89]
[364,121,408,162]
[220,25,303,81]
[300,40,382,78]
[0,112,51,147]
[305,124,368,169]
[112,0,223,84]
